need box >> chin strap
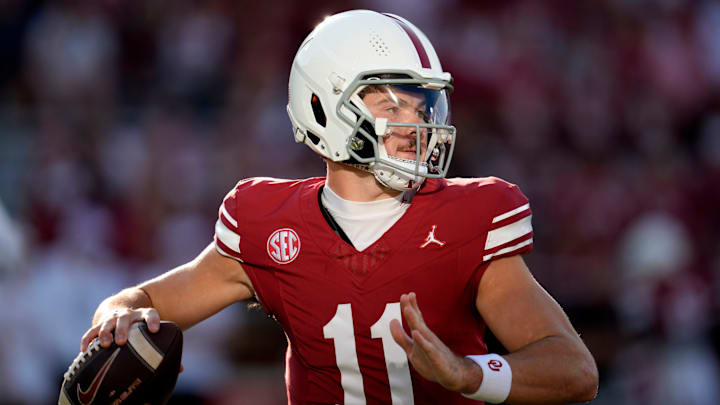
[340,160,420,192]
[342,162,373,173]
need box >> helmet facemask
[338,72,457,191]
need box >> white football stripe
[215,219,241,254]
[483,238,533,262]
[127,323,163,370]
[492,203,530,224]
[59,386,73,405]
[485,215,533,250]
[221,203,238,228]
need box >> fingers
[411,329,436,355]
[397,292,438,356]
[400,293,446,357]
[390,319,413,352]
[114,313,132,346]
[396,292,468,391]
[400,294,429,335]
[143,308,160,333]
[80,324,101,352]
[408,292,424,323]
[98,315,119,348]
[80,307,160,351]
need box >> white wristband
[462,354,512,403]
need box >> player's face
[362,86,429,161]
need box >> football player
[81,10,598,404]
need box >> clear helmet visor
[349,82,455,176]
[359,83,450,125]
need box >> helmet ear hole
[306,131,321,145]
[346,121,376,163]
[311,94,326,127]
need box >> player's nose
[394,121,418,139]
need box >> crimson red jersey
[214,177,533,405]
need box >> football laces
[64,339,102,381]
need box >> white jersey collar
[321,184,410,251]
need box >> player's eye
[416,110,429,122]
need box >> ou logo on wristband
[488,359,503,372]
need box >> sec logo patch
[267,228,301,264]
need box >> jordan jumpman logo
[420,225,446,248]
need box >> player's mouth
[395,147,422,160]
[394,148,418,160]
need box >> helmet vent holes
[369,32,389,57]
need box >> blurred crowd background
[1,0,720,404]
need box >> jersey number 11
[323,302,414,405]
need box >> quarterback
[81,10,598,405]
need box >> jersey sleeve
[480,179,533,263]
[214,183,244,262]
[212,178,290,318]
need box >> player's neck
[325,160,401,202]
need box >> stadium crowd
[0,0,719,404]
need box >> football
[59,321,183,405]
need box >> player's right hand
[80,307,160,352]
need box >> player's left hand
[390,292,481,394]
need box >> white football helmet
[287,10,456,191]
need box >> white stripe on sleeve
[492,203,530,224]
[483,239,533,262]
[221,203,238,228]
[215,219,241,254]
[485,215,532,250]
[214,243,244,262]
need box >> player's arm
[81,243,253,351]
[391,255,598,404]
[472,255,598,403]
